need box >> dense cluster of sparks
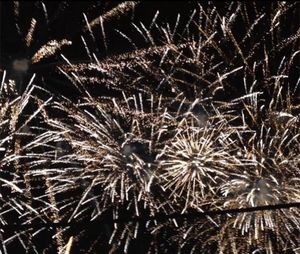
[0,71,54,253]
[1,1,300,253]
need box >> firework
[1,2,136,97]
[156,118,238,213]
[147,2,299,253]
[58,1,241,100]
[1,2,150,252]
[0,2,74,95]
[57,1,300,103]
[27,91,174,252]
[1,1,299,253]
[0,71,55,253]
[215,123,300,253]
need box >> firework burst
[156,118,239,213]
[28,91,186,252]
[213,121,300,253]
[1,1,299,253]
[0,71,54,253]
[57,1,243,100]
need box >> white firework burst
[215,123,300,253]
[27,92,174,251]
[156,117,240,213]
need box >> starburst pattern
[157,119,238,212]
[28,92,174,252]
[214,121,300,253]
